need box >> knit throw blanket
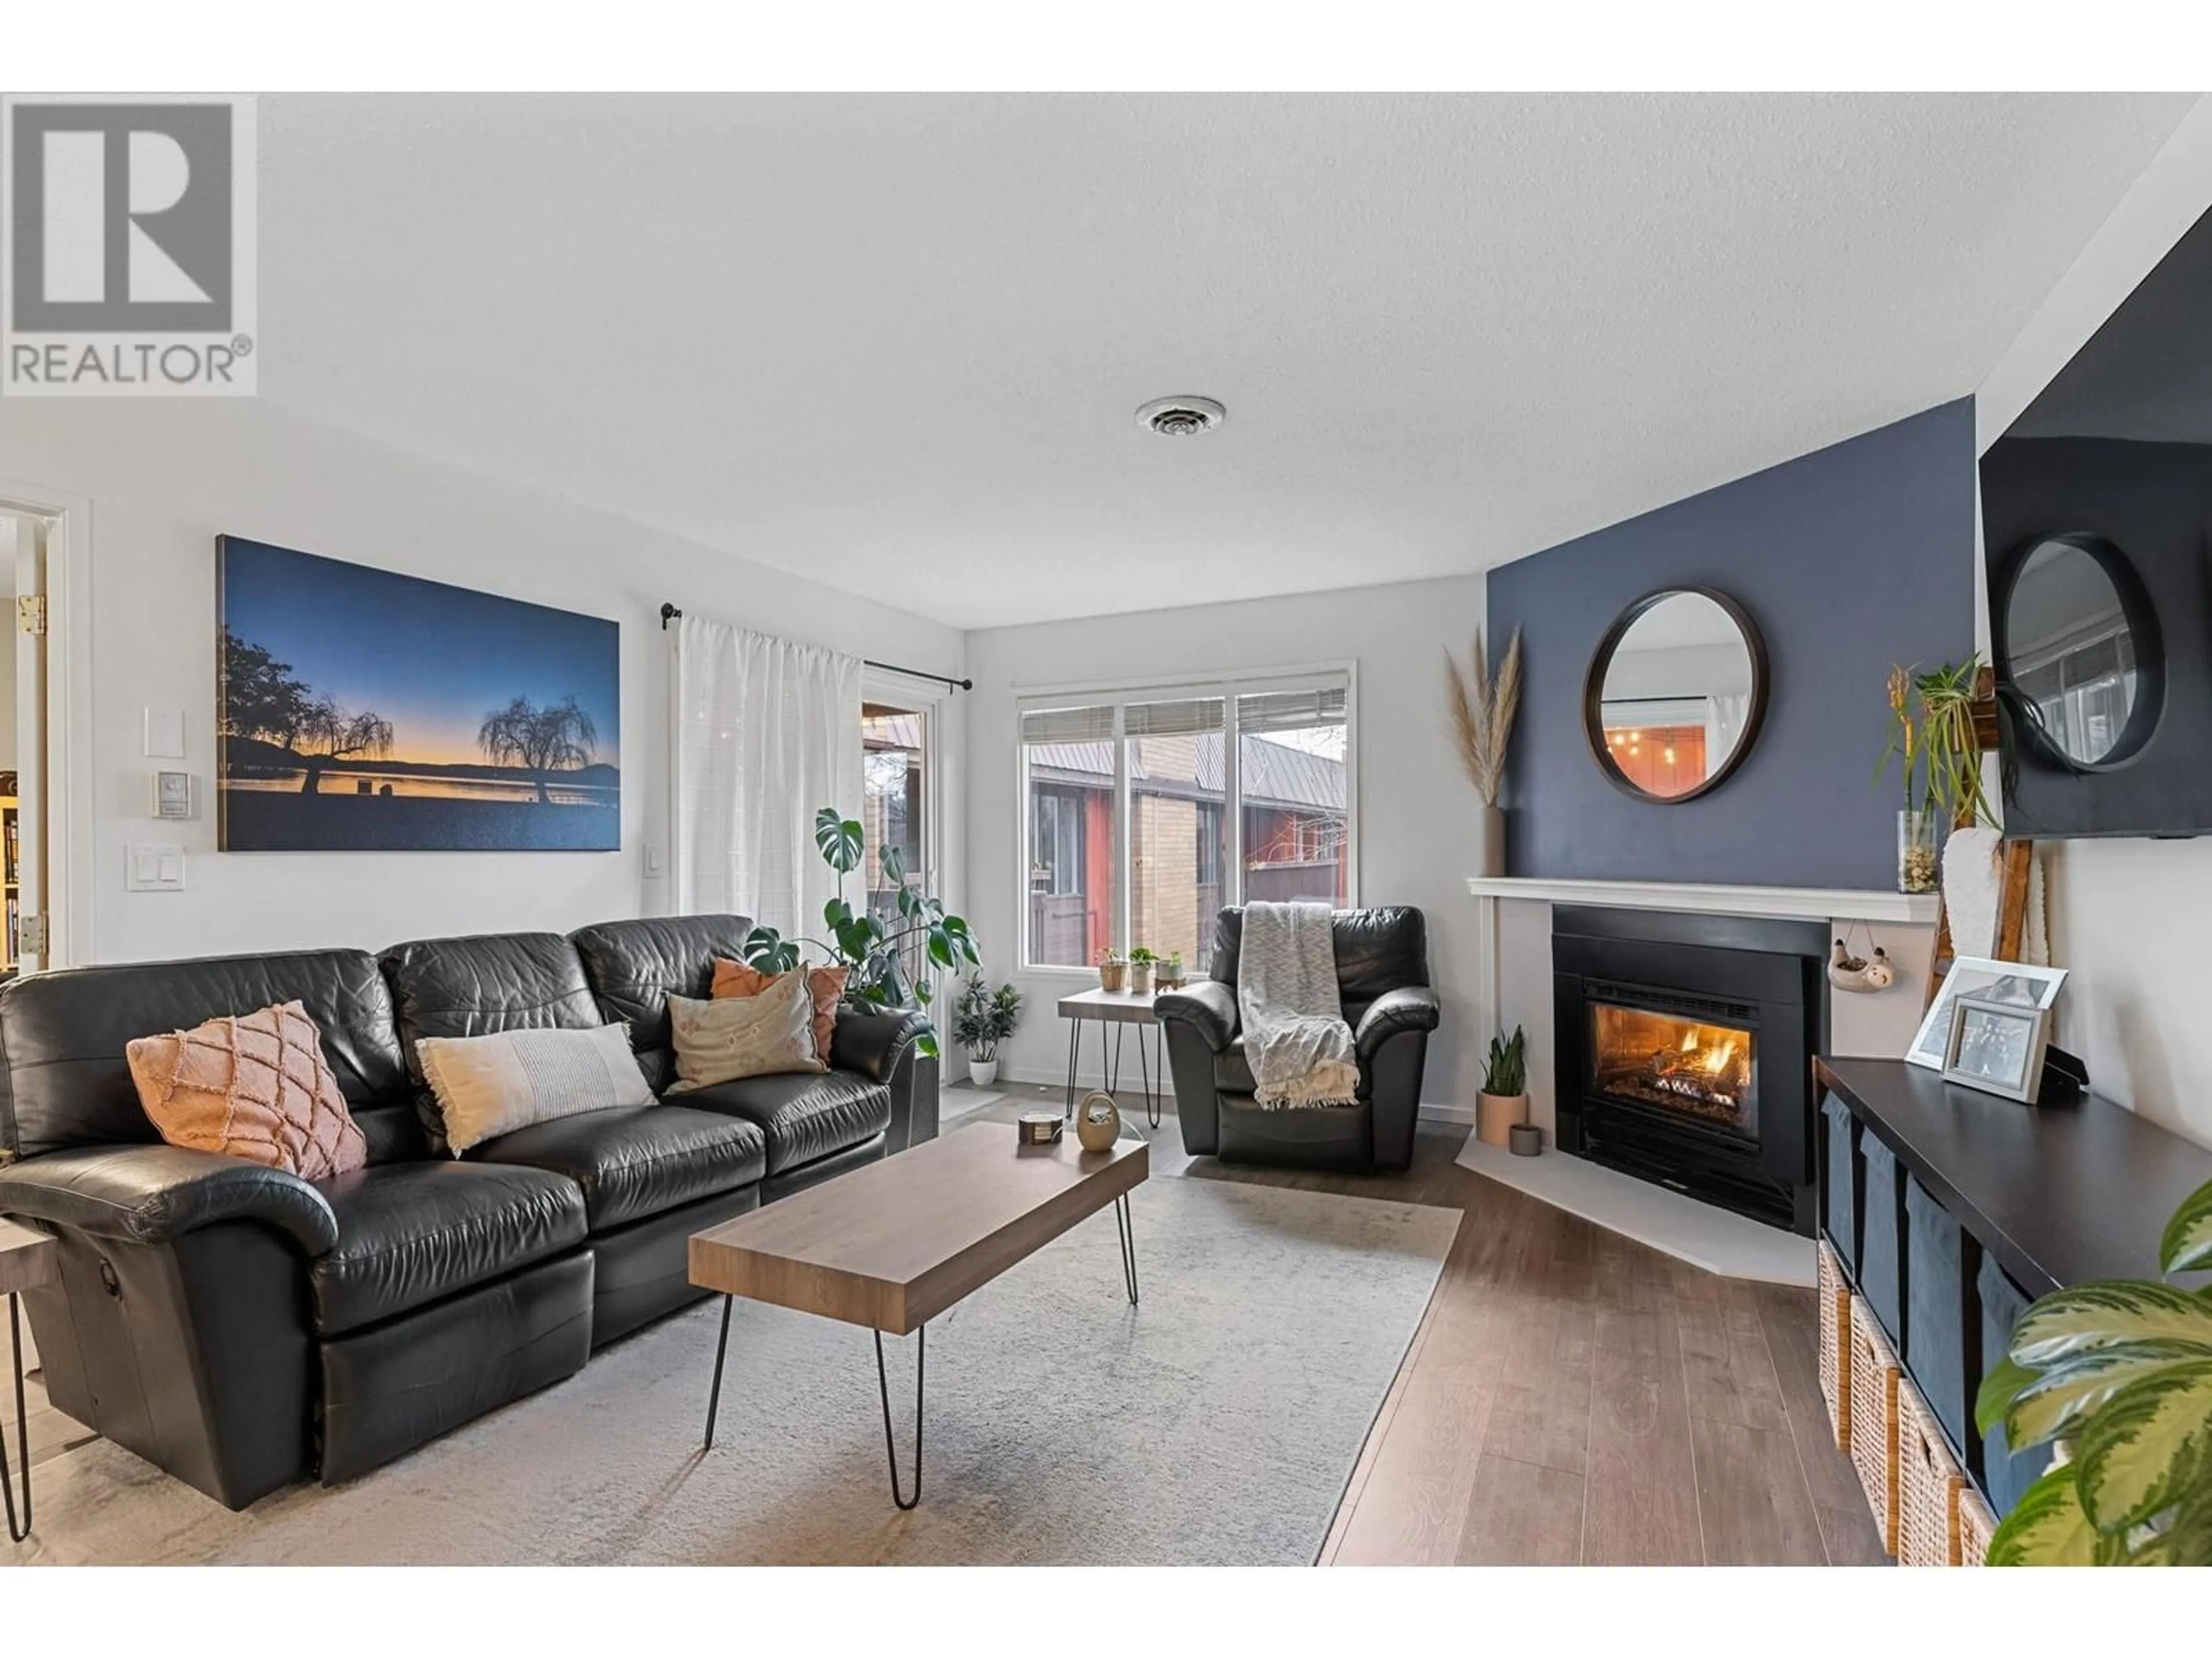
[1236,900,1361,1110]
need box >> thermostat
[151,771,194,820]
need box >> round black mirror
[1582,588,1768,803]
[1994,532,2162,771]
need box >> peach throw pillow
[711,958,846,1060]
[126,1000,369,1180]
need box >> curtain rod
[658,603,972,692]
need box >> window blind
[1020,704,1116,744]
[1238,683,1349,735]
[1122,697,1224,738]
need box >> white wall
[964,573,1491,1110]
[0,397,965,965]
[1974,95,2212,1145]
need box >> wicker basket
[1956,1486,1998,1567]
[1817,1240,1851,1453]
[1896,1378,1965,1566]
[1848,1294,1902,1556]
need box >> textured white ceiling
[256,92,2195,629]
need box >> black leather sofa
[1156,906,1439,1173]
[0,914,927,1509]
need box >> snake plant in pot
[739,808,980,1059]
[1974,1176,2212,1564]
[1478,1025,1528,1149]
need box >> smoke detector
[1137,395,1226,436]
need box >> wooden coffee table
[688,1122,1147,1509]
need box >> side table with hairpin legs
[1,1219,58,1544]
[1055,985,1175,1128]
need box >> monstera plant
[740,808,980,1059]
[1976,1177,2212,1565]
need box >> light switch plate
[144,708,186,759]
[126,844,187,892]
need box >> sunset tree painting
[216,537,620,851]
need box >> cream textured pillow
[415,1022,656,1156]
[127,1001,369,1180]
[666,971,826,1092]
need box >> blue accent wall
[1484,399,1976,888]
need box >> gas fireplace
[1588,997,1758,1139]
[1553,906,1824,1233]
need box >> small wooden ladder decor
[1923,667,2035,1012]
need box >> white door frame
[0,478,94,970]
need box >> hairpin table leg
[701,1294,733,1452]
[874,1325,925,1510]
[1114,1192,1140,1306]
[3,1294,31,1542]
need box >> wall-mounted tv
[1979,203,2212,840]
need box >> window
[1126,698,1227,970]
[862,698,930,984]
[1237,684,1350,908]
[1020,672,1354,971]
[1022,703,1113,968]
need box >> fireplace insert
[1552,906,1824,1233]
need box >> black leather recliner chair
[1156,906,1440,1173]
[0,914,928,1509]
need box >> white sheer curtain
[672,614,863,939]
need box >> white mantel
[1464,874,1939,926]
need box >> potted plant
[1097,947,1127,993]
[951,975,1022,1088]
[1878,659,1995,895]
[1975,1176,2212,1564]
[738,807,980,1058]
[1127,946,1157,997]
[1446,624,1524,878]
[1478,1025,1528,1148]
[1161,950,1186,990]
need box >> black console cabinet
[1814,1056,2212,1513]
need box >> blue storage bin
[1859,1131,1904,1346]
[1906,1175,1967,1455]
[1978,1253,2051,1516]
[1821,1092,1857,1271]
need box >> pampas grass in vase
[1446,626,1523,877]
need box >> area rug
[8,1174,1456,1566]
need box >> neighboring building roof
[1028,732,1343,812]
[863,711,925,749]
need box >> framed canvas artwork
[217,536,620,852]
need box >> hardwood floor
[13,1085,1884,1566]
[983,1082,1886,1566]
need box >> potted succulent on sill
[1160,950,1187,990]
[1097,947,1128,993]
[1127,946,1157,997]
[951,975,1022,1089]
[1974,1176,2212,1565]
[737,807,980,1058]
[1478,1025,1528,1149]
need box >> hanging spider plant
[1875,657,1995,829]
